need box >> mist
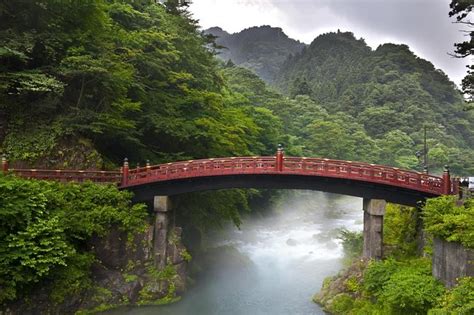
[109,191,363,315]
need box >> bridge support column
[153,195,170,269]
[363,199,386,260]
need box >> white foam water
[106,192,363,315]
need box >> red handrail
[3,156,449,196]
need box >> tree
[449,0,474,104]
[289,76,313,98]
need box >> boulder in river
[286,238,298,246]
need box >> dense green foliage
[430,277,474,314]
[0,175,147,304]
[320,197,474,315]
[363,259,445,314]
[206,26,305,83]
[0,1,290,232]
[423,196,474,248]
[315,258,447,315]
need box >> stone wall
[432,237,474,288]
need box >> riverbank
[313,198,474,314]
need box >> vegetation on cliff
[423,195,474,248]
[0,175,147,305]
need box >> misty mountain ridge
[205,25,306,83]
[206,26,457,90]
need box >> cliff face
[3,222,189,314]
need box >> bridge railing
[282,157,444,194]
[127,157,277,184]
[2,153,450,196]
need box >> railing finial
[442,165,451,195]
[276,144,284,172]
[122,158,129,186]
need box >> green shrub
[363,258,400,298]
[351,299,386,314]
[430,277,474,314]
[423,196,474,248]
[327,293,354,315]
[362,258,444,314]
[338,229,363,259]
[381,267,445,314]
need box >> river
[107,191,363,315]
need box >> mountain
[274,31,474,173]
[205,25,305,83]
[218,30,473,174]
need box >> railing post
[121,158,129,186]
[276,144,284,172]
[442,165,451,195]
[1,154,8,174]
[146,160,151,177]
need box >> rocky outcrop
[313,259,368,313]
[2,219,190,314]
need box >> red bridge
[1,148,458,207]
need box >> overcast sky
[189,0,471,86]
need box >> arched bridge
[2,149,460,260]
[2,149,458,207]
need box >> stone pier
[152,195,188,292]
[363,198,386,260]
[153,195,171,269]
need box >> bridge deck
[123,156,445,195]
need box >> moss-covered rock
[313,259,368,314]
